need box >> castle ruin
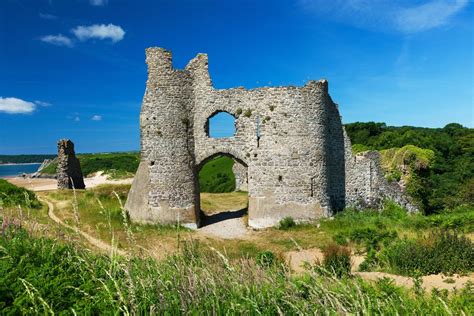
[125,47,414,229]
[57,139,85,190]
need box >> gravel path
[198,211,249,239]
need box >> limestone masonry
[125,47,415,229]
[57,139,85,190]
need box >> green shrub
[256,251,276,267]
[383,230,474,276]
[0,179,41,209]
[347,227,398,250]
[322,243,352,278]
[278,217,296,230]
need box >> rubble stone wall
[125,47,415,228]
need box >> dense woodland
[345,122,473,214]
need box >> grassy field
[198,155,236,193]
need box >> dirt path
[284,247,473,292]
[39,196,126,256]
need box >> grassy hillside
[41,152,140,179]
[198,155,236,193]
[345,122,473,213]
[0,179,41,209]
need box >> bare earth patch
[355,272,474,292]
[284,247,474,292]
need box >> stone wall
[232,162,248,191]
[343,131,416,212]
[56,139,85,190]
[126,47,415,229]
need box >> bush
[322,243,352,278]
[0,179,41,209]
[383,230,474,276]
[348,227,398,250]
[278,217,296,230]
[256,251,276,268]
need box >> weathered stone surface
[126,47,415,229]
[343,130,416,212]
[56,139,85,190]
[233,162,248,191]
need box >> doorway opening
[197,153,248,227]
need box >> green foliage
[2,225,472,314]
[40,152,140,179]
[279,216,296,230]
[322,243,352,278]
[255,250,276,267]
[38,161,57,174]
[0,155,55,164]
[345,122,473,213]
[198,156,236,193]
[352,143,371,154]
[0,179,41,209]
[79,153,140,178]
[244,109,252,118]
[383,230,474,276]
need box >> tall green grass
[1,221,472,314]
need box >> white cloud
[72,24,125,43]
[40,34,73,47]
[39,13,58,20]
[299,0,469,34]
[395,0,468,33]
[91,115,102,121]
[0,97,36,114]
[90,0,108,6]
[34,100,52,107]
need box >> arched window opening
[197,153,248,227]
[205,111,236,138]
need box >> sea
[0,163,41,178]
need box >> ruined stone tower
[125,47,413,229]
[57,139,85,190]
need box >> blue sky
[0,0,472,154]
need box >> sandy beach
[4,171,133,191]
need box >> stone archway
[195,152,249,227]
